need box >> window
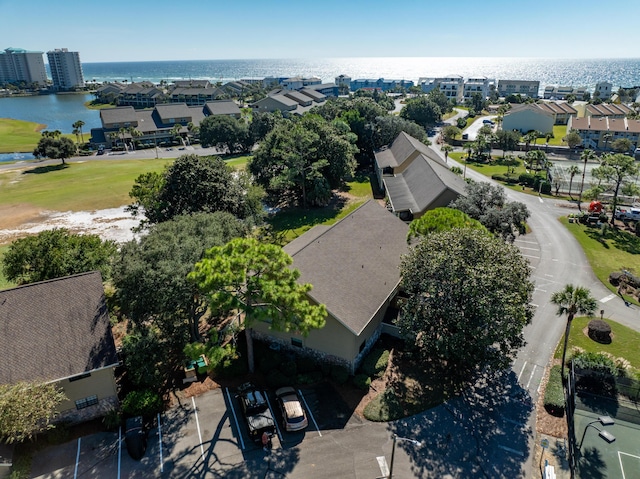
[291,338,303,348]
[75,395,98,410]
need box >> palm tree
[602,132,613,152]
[567,165,580,200]
[441,144,453,162]
[545,132,553,151]
[72,120,85,143]
[523,131,538,152]
[127,127,142,150]
[578,149,597,211]
[551,285,597,383]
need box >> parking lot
[30,384,378,478]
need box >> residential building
[173,79,211,89]
[0,47,47,86]
[535,101,578,125]
[463,77,492,102]
[281,76,321,90]
[335,74,351,90]
[502,104,554,134]
[306,83,338,97]
[46,48,84,91]
[350,78,414,92]
[497,80,540,98]
[585,103,632,119]
[418,77,437,93]
[374,132,467,221]
[568,116,640,151]
[250,94,299,115]
[170,86,226,106]
[252,200,409,374]
[117,82,164,108]
[542,85,587,100]
[436,75,464,103]
[595,81,613,100]
[0,272,119,424]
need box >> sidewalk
[533,433,570,479]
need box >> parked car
[124,416,147,460]
[275,387,308,432]
[615,207,640,221]
[237,383,276,442]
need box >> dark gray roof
[100,106,137,125]
[299,88,326,101]
[0,271,118,385]
[155,103,193,122]
[283,90,312,105]
[172,79,211,89]
[384,155,466,215]
[205,100,242,116]
[375,132,434,169]
[284,200,408,335]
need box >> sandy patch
[0,206,141,245]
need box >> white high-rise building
[0,47,48,86]
[47,48,85,90]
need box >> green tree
[441,144,453,162]
[495,129,520,158]
[2,229,117,285]
[128,154,262,225]
[599,153,639,225]
[33,135,76,165]
[113,212,247,346]
[450,181,530,242]
[611,137,632,154]
[522,131,539,151]
[0,382,67,444]
[398,228,534,380]
[441,125,461,143]
[400,96,442,128]
[189,238,327,373]
[199,115,252,154]
[120,328,166,390]
[72,120,85,143]
[578,149,597,210]
[563,130,583,150]
[550,285,597,382]
[407,207,486,241]
[567,164,581,199]
[601,132,613,151]
[369,115,428,151]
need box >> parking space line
[517,361,527,382]
[263,391,283,443]
[298,389,322,437]
[526,364,537,389]
[225,387,245,450]
[73,437,81,479]
[117,426,121,479]
[191,396,205,462]
[157,412,164,473]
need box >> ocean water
[82,57,640,91]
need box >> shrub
[266,370,290,389]
[320,362,332,377]
[296,371,323,385]
[330,364,349,385]
[121,390,163,418]
[572,351,618,376]
[279,360,298,378]
[543,366,565,417]
[518,173,536,187]
[587,319,612,344]
[257,348,282,374]
[102,409,121,431]
[360,348,390,378]
[353,374,372,391]
[297,356,319,374]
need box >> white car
[275,387,308,432]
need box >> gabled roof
[536,101,577,115]
[0,272,118,385]
[205,100,242,116]
[155,103,193,122]
[586,103,632,117]
[284,200,408,336]
[506,103,554,118]
[374,131,435,169]
[299,88,326,101]
[100,106,137,125]
[383,155,467,214]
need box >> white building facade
[47,48,85,90]
[0,47,48,86]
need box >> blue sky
[2,0,639,62]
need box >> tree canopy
[400,96,442,128]
[599,153,639,224]
[398,228,534,380]
[0,382,67,444]
[188,237,326,372]
[407,207,486,241]
[199,115,252,154]
[33,135,76,165]
[249,114,357,207]
[450,181,530,242]
[127,154,263,225]
[2,228,117,285]
[113,212,247,350]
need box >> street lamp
[388,434,422,479]
[578,416,615,450]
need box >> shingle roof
[536,101,577,115]
[155,103,193,122]
[100,106,137,125]
[571,116,640,133]
[374,132,435,169]
[383,155,467,214]
[284,200,408,336]
[586,103,632,117]
[0,272,118,385]
[205,100,242,116]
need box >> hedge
[544,366,565,417]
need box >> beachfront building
[350,78,414,92]
[335,74,351,91]
[585,103,632,119]
[595,81,613,100]
[463,77,492,102]
[542,85,587,100]
[536,101,578,125]
[46,48,85,91]
[0,47,48,86]
[502,104,554,134]
[437,75,464,103]
[250,86,326,116]
[568,116,640,151]
[497,79,540,98]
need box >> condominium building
[0,47,48,86]
[47,48,85,90]
[497,80,540,98]
[463,77,492,102]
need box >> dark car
[124,416,147,460]
[275,387,308,432]
[237,383,276,442]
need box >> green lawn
[0,159,174,211]
[560,217,640,298]
[0,118,45,153]
[547,125,568,146]
[554,316,640,369]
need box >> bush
[257,349,283,374]
[519,173,536,187]
[572,351,619,376]
[533,177,551,194]
[543,366,565,417]
[353,374,372,391]
[320,362,332,377]
[279,360,298,378]
[330,364,349,385]
[587,319,612,344]
[297,356,319,374]
[121,390,163,418]
[102,409,121,431]
[296,371,323,385]
[360,348,390,378]
[266,370,290,389]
